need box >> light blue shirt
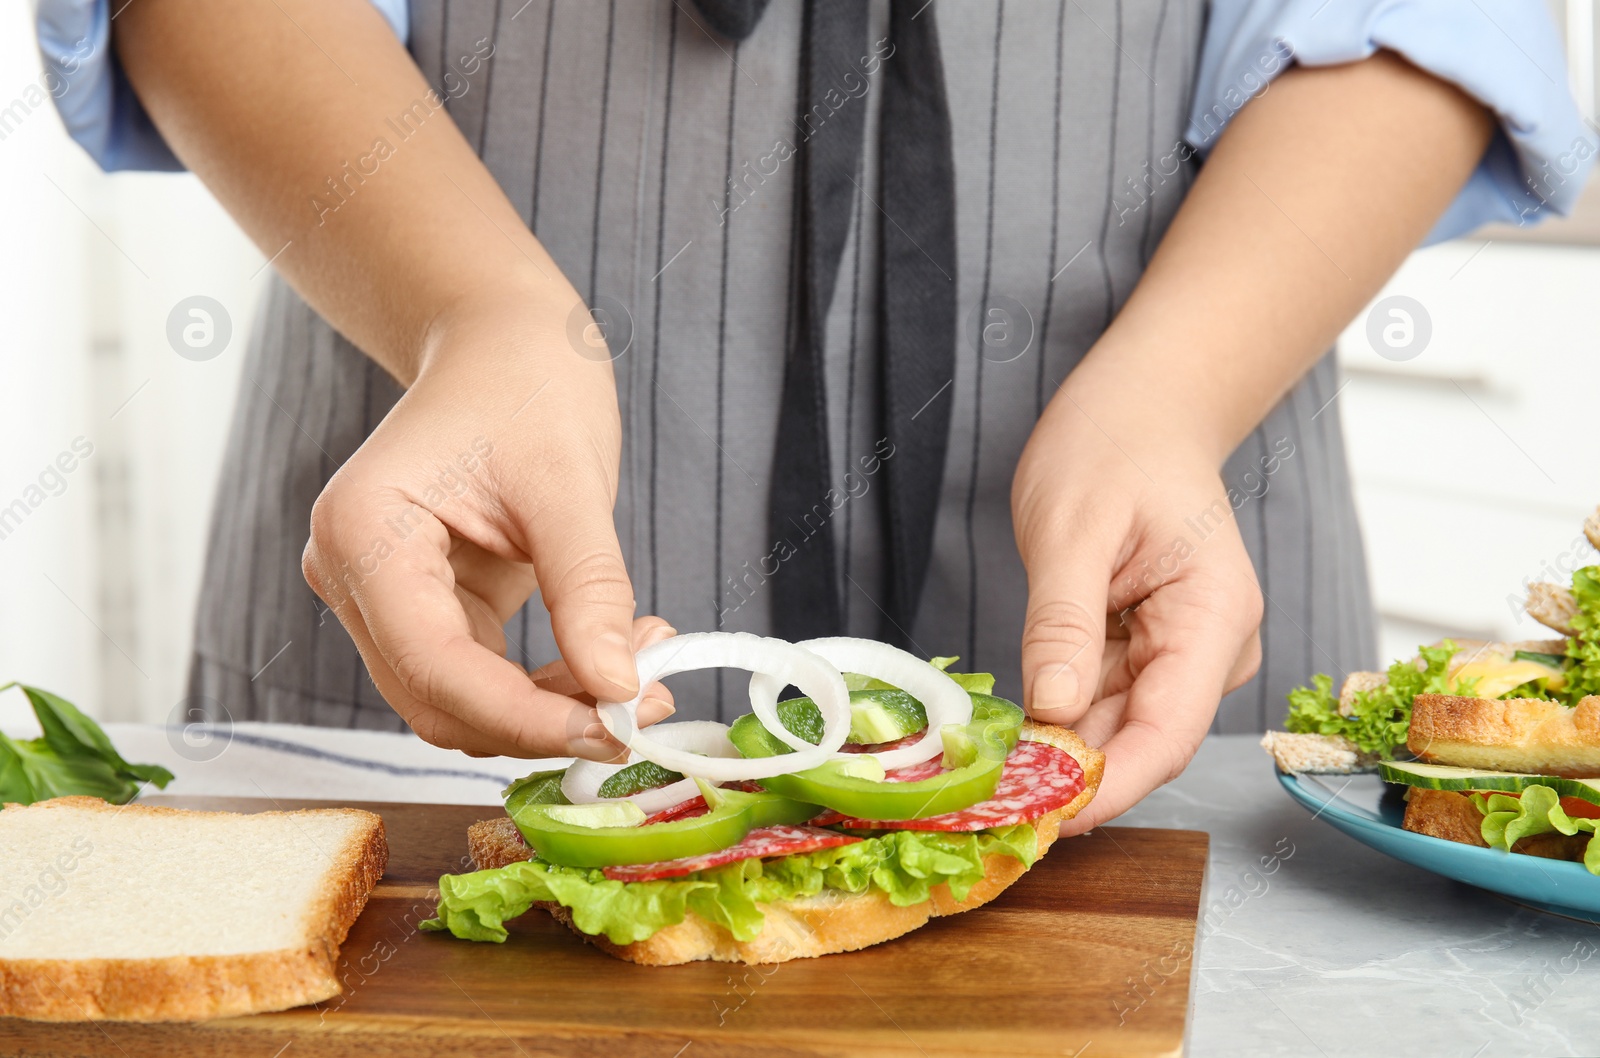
[35,0,1596,241]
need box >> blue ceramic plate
[1277,769,1600,923]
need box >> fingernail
[637,696,675,726]
[594,630,639,697]
[1031,666,1079,716]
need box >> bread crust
[0,796,388,1021]
[1409,694,1600,778]
[1401,787,1589,861]
[464,722,1103,965]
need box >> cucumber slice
[1380,760,1600,807]
[849,690,928,743]
[748,689,928,746]
[503,769,570,814]
[1513,650,1569,668]
[542,801,647,828]
[597,760,684,799]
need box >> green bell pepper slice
[508,778,820,868]
[728,693,1025,820]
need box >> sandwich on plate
[423,634,1103,965]
[1261,504,1600,873]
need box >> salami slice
[642,797,709,825]
[811,740,1085,831]
[601,824,863,882]
[639,781,766,826]
[883,756,948,783]
[838,735,946,782]
[841,732,924,755]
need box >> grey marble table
[28,714,1598,1056]
[1119,736,1600,1058]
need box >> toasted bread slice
[1401,787,1589,861]
[1409,694,1600,778]
[0,796,387,1021]
[463,721,1103,965]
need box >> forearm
[114,0,577,385]
[1061,51,1494,465]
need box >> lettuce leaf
[1560,566,1600,705]
[0,682,173,805]
[422,860,715,944]
[422,824,1038,944]
[1475,785,1600,874]
[1283,641,1460,759]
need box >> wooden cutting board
[3,796,1206,1058]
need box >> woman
[37,0,1590,831]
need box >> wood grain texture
[1,797,1207,1058]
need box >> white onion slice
[561,721,738,815]
[748,637,973,771]
[598,633,851,781]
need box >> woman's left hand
[1008,46,1498,832]
[1011,382,1264,835]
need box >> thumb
[1020,538,1115,726]
[525,486,641,704]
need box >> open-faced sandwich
[1261,504,1600,873]
[422,634,1103,965]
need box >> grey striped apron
[188,0,1377,736]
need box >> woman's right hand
[113,0,678,757]
[301,296,671,760]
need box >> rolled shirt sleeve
[1190,0,1599,242]
[35,0,410,172]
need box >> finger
[454,584,507,657]
[527,617,677,706]
[519,480,642,704]
[1070,690,1128,749]
[314,573,625,760]
[1058,574,1259,836]
[1019,531,1119,726]
[1097,638,1134,702]
[306,496,626,759]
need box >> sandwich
[1262,504,1600,873]
[1382,694,1600,871]
[422,634,1103,965]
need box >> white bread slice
[462,721,1103,965]
[1337,671,1387,716]
[1526,583,1580,636]
[1409,694,1600,778]
[0,796,387,1021]
[1258,731,1371,774]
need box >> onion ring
[598,633,851,781]
[747,637,973,770]
[561,721,738,814]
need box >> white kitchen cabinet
[1337,238,1600,665]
